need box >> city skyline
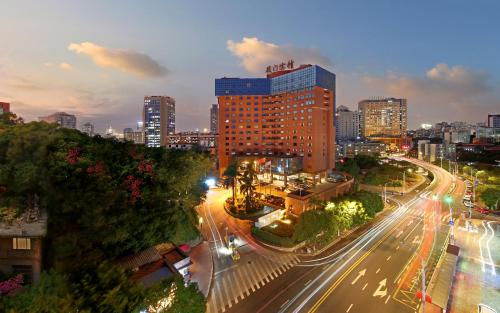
[1,0,499,133]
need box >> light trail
[479,221,488,273]
[290,158,449,313]
[277,194,425,313]
[297,196,422,267]
[486,221,497,276]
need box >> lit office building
[210,104,219,134]
[143,96,175,147]
[358,97,408,149]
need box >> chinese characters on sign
[266,59,295,74]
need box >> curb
[204,240,214,300]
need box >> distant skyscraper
[0,102,10,114]
[143,96,175,147]
[80,122,94,136]
[488,114,500,128]
[358,98,407,138]
[124,127,145,144]
[210,104,219,134]
[335,105,360,141]
[39,112,76,129]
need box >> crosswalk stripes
[207,253,300,313]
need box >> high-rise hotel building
[358,97,408,149]
[215,64,336,179]
[143,96,175,147]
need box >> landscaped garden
[251,190,385,248]
[222,163,286,219]
[337,155,420,188]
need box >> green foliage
[458,151,500,165]
[0,122,211,272]
[338,190,384,217]
[138,275,206,313]
[223,162,238,202]
[1,270,77,313]
[479,187,500,208]
[353,155,379,169]
[251,227,295,247]
[292,209,337,244]
[73,262,144,313]
[237,166,258,212]
[337,158,360,179]
[0,120,211,312]
[2,267,205,313]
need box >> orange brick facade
[217,86,335,176]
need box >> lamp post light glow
[444,195,453,223]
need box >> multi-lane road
[201,158,460,313]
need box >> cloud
[3,76,47,91]
[68,42,167,78]
[227,37,331,74]
[59,62,73,70]
[44,62,54,67]
[363,63,498,126]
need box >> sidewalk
[189,240,213,298]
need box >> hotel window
[12,238,31,250]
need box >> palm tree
[238,166,257,211]
[223,162,238,203]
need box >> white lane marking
[235,266,251,296]
[215,279,225,312]
[285,196,419,313]
[373,278,388,298]
[254,257,271,283]
[362,283,368,290]
[396,245,400,250]
[396,230,404,238]
[385,295,391,304]
[241,264,256,292]
[351,269,366,285]
[412,235,420,244]
[228,270,240,304]
[304,279,312,286]
[376,268,381,274]
[386,255,392,261]
[346,303,354,312]
[221,275,233,308]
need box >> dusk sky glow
[1,0,499,133]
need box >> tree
[292,209,335,244]
[0,119,211,311]
[480,187,500,209]
[1,271,77,313]
[223,162,238,203]
[138,276,206,313]
[238,166,257,211]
